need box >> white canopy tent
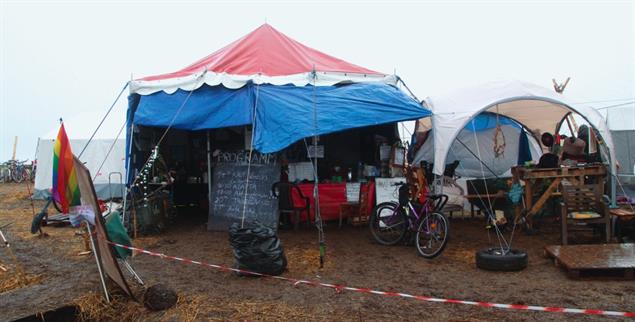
[418,80,617,201]
[413,114,543,178]
[34,111,127,200]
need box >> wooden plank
[527,178,561,217]
[513,165,607,180]
[545,244,635,280]
[545,244,635,270]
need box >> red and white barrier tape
[107,241,635,317]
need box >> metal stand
[121,259,144,285]
[0,227,9,248]
[85,222,110,303]
[207,130,212,221]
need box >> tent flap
[133,84,254,130]
[254,83,429,153]
[132,82,430,153]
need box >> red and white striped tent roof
[131,24,395,95]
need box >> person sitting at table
[537,132,559,168]
[577,125,602,163]
[561,133,586,165]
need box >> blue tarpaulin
[129,82,429,153]
[464,112,519,132]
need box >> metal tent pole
[607,108,618,207]
[122,125,135,227]
[121,259,144,285]
[310,68,325,268]
[207,130,212,215]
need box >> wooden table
[511,165,607,227]
[463,193,506,217]
[610,208,635,220]
[610,207,635,241]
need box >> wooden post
[11,136,18,160]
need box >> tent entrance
[128,126,249,230]
[127,122,401,233]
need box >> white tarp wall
[33,111,126,200]
[413,125,542,178]
[603,106,635,183]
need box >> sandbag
[144,284,177,311]
[228,222,287,276]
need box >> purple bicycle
[369,182,450,258]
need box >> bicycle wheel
[415,212,449,258]
[12,168,24,183]
[23,168,32,183]
[369,202,408,246]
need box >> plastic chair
[271,182,311,230]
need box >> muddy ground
[0,182,633,321]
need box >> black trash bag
[228,222,287,276]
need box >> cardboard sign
[375,177,406,204]
[346,182,361,203]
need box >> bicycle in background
[0,163,9,183]
[0,160,33,183]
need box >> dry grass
[160,294,321,321]
[285,245,334,275]
[0,243,44,294]
[74,289,206,322]
[73,289,328,321]
[158,294,205,322]
[0,269,44,293]
[222,301,317,321]
[444,248,476,265]
[74,291,145,321]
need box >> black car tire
[476,248,528,271]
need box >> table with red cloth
[291,182,375,222]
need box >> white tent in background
[603,105,635,185]
[34,110,126,200]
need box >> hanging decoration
[134,146,160,207]
[493,106,506,158]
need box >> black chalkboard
[207,151,280,231]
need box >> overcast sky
[1,0,633,161]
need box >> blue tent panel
[131,82,430,153]
[134,85,254,130]
[517,130,532,165]
[465,112,519,132]
[253,83,429,153]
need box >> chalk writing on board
[215,150,277,165]
[208,151,280,231]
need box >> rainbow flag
[52,123,80,213]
